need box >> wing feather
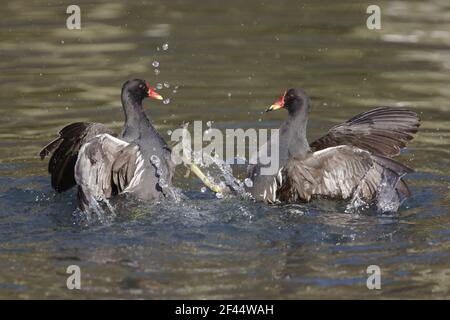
[273,146,412,208]
[74,134,143,211]
[39,122,114,192]
[310,107,420,157]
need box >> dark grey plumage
[310,107,420,157]
[39,122,114,192]
[40,79,172,211]
[247,88,420,210]
[270,146,412,206]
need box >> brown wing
[310,107,420,157]
[75,134,142,211]
[39,122,115,192]
[271,146,412,207]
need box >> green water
[0,0,449,299]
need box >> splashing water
[175,122,251,200]
[376,175,403,213]
[150,154,183,203]
[345,193,369,214]
[80,194,116,226]
[200,153,253,200]
[150,155,160,167]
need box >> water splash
[150,154,182,202]
[80,195,116,226]
[376,175,403,213]
[200,153,254,200]
[244,178,253,188]
[345,193,369,214]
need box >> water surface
[0,0,449,299]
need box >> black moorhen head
[246,87,420,212]
[122,79,163,101]
[266,88,309,115]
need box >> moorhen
[40,79,174,211]
[246,88,420,211]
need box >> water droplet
[215,192,223,199]
[150,155,160,167]
[61,40,65,44]
[162,43,169,50]
[152,60,160,68]
[227,92,232,98]
[163,81,170,88]
[156,83,163,90]
[159,178,167,188]
[206,120,213,127]
[244,178,253,188]
[201,187,207,193]
[167,130,172,136]
[154,69,160,75]
[163,98,170,104]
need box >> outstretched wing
[39,122,115,192]
[310,107,420,157]
[269,146,412,205]
[74,134,144,211]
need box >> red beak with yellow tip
[148,87,163,100]
[266,90,287,112]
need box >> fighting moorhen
[246,88,420,211]
[40,79,175,211]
